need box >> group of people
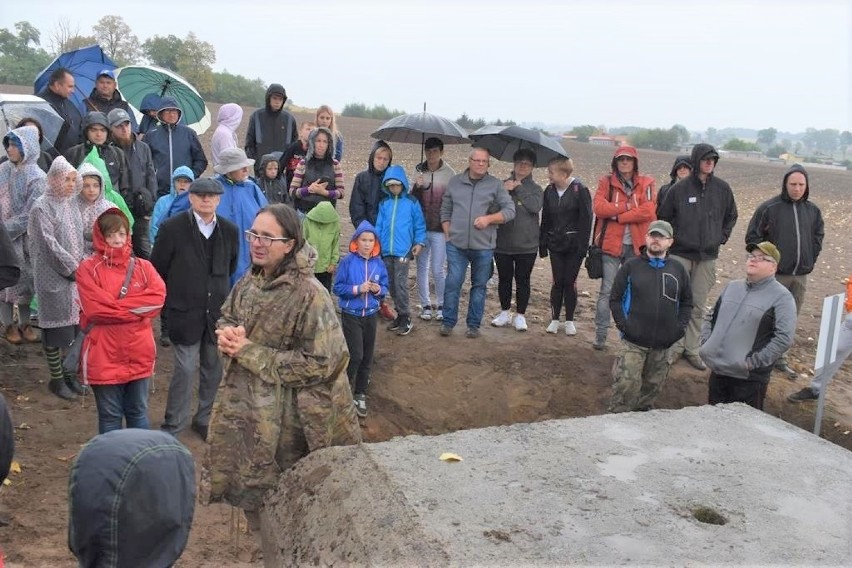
[2,73,851,564]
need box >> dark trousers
[548,251,583,321]
[315,272,333,293]
[494,252,536,314]
[132,217,151,260]
[341,312,378,396]
[708,373,768,410]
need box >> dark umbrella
[371,105,469,163]
[469,124,568,165]
[33,44,117,118]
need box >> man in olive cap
[698,241,796,410]
[608,220,692,412]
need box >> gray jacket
[440,170,515,251]
[495,174,543,255]
[116,135,158,216]
[699,276,796,382]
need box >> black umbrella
[371,105,469,163]
[469,124,569,165]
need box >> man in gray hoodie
[439,148,515,338]
[699,241,796,410]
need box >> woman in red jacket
[76,208,166,433]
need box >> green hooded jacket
[301,201,340,273]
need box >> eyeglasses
[245,230,292,246]
[745,254,775,264]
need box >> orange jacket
[592,171,656,256]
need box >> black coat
[115,136,158,216]
[0,222,21,291]
[539,179,593,257]
[64,142,130,194]
[38,88,83,154]
[610,251,693,349]
[150,211,239,345]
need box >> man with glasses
[657,143,738,370]
[150,178,239,440]
[698,241,796,410]
[608,220,692,412]
[108,108,157,259]
[439,148,515,338]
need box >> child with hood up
[375,165,426,336]
[289,126,345,216]
[302,201,340,292]
[149,166,195,246]
[0,125,46,345]
[75,208,165,433]
[333,221,389,418]
[210,103,243,169]
[257,153,292,206]
[28,156,86,400]
[76,163,113,255]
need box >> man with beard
[608,221,692,412]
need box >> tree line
[0,17,270,108]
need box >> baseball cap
[97,69,116,80]
[107,108,131,128]
[647,220,674,238]
[746,241,780,264]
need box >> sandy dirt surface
[1,88,851,565]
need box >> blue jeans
[442,243,493,330]
[91,378,150,434]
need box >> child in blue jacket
[149,166,194,245]
[333,221,388,418]
[376,165,426,336]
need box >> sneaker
[514,314,528,332]
[564,321,577,336]
[354,394,368,418]
[774,361,799,380]
[48,379,76,401]
[439,325,452,337]
[397,317,413,336]
[465,327,481,339]
[546,320,561,334]
[379,302,397,321]
[387,316,401,331]
[435,306,443,321]
[787,387,818,403]
[491,310,512,327]
[684,353,707,371]
[420,306,433,321]
[20,325,39,343]
[593,337,606,351]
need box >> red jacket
[76,209,165,385]
[592,146,656,257]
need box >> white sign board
[813,293,845,436]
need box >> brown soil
[1,89,851,566]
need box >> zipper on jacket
[792,202,801,275]
[390,196,398,256]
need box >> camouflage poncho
[201,242,361,510]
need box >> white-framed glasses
[245,230,292,247]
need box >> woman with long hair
[315,104,344,161]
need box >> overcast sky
[3,0,850,134]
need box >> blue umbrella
[33,45,117,118]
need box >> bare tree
[93,15,140,66]
[47,18,95,56]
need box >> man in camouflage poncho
[201,205,361,515]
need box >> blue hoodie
[375,165,426,258]
[333,221,388,317]
[149,166,195,244]
[215,173,269,286]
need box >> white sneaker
[420,306,433,321]
[546,320,561,334]
[564,321,577,336]
[514,314,528,331]
[491,310,512,327]
[435,306,443,321]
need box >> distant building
[588,135,618,147]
